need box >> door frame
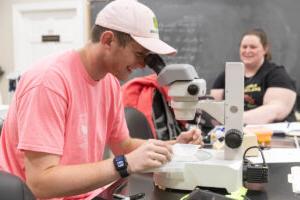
[12,0,88,71]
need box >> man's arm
[111,128,202,174]
[111,126,202,154]
[24,151,119,199]
[110,137,145,155]
[25,138,174,199]
[243,87,296,124]
[118,138,173,173]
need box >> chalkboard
[90,0,300,95]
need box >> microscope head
[157,64,206,120]
[157,64,199,85]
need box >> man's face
[108,39,150,81]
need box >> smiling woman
[210,28,297,124]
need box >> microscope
[146,55,245,192]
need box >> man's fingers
[148,139,172,153]
[193,134,198,139]
[148,151,170,164]
[148,159,165,168]
[148,142,172,161]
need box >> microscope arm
[197,100,225,124]
[158,62,244,160]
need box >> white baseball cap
[95,0,177,55]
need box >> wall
[0,0,14,104]
[0,0,85,104]
[2,0,300,104]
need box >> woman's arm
[210,89,224,101]
[243,87,296,124]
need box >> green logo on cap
[153,17,158,30]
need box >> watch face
[116,157,125,168]
[114,155,129,178]
[117,160,125,168]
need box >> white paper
[288,166,300,193]
[248,148,300,164]
[246,122,300,136]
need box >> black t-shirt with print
[212,60,296,122]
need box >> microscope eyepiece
[144,54,166,75]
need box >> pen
[112,192,145,200]
[129,193,145,200]
[113,193,128,199]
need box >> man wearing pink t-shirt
[0,0,201,199]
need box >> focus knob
[225,129,243,149]
[187,84,199,95]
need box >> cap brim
[132,36,177,56]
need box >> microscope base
[153,150,243,193]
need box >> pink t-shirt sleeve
[17,84,67,155]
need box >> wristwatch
[113,155,129,178]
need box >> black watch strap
[113,155,129,178]
[118,167,129,178]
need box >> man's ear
[100,31,114,48]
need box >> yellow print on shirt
[244,84,261,93]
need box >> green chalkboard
[90,0,300,96]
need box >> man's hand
[176,128,203,145]
[125,139,172,173]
